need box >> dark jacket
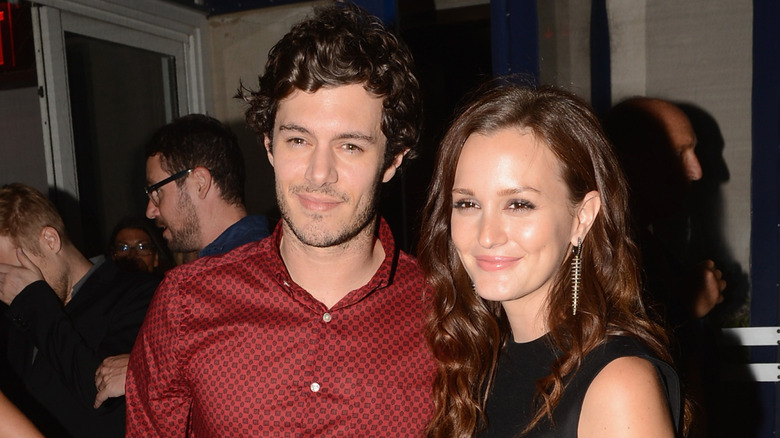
[1,258,159,438]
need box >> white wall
[538,0,593,99]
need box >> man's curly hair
[238,1,422,168]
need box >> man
[144,113,270,258]
[0,183,158,437]
[605,97,725,321]
[108,215,170,275]
[605,98,727,437]
[125,3,434,436]
[93,113,271,407]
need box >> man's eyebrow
[278,124,310,135]
[335,132,376,144]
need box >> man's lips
[296,193,343,211]
[474,255,521,271]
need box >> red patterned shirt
[126,219,435,437]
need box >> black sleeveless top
[478,335,681,437]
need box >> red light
[0,1,35,88]
[0,8,6,66]
[0,2,21,68]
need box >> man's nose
[305,146,338,186]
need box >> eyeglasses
[144,168,193,206]
[114,242,155,256]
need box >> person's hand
[691,259,726,319]
[94,354,129,409]
[0,249,44,306]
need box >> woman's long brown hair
[418,81,689,437]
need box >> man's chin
[283,215,378,249]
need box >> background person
[108,215,171,275]
[418,82,686,437]
[604,97,729,437]
[604,97,726,324]
[143,113,270,259]
[0,183,158,438]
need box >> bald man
[605,97,725,322]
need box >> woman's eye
[508,200,535,210]
[453,200,478,210]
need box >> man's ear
[191,167,213,199]
[264,135,274,167]
[570,190,601,245]
[381,149,409,183]
[39,227,62,254]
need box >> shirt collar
[199,215,270,258]
[70,255,105,301]
[269,217,397,308]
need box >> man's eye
[343,143,363,152]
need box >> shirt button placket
[310,313,331,395]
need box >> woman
[419,81,687,437]
[108,216,171,275]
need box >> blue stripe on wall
[750,1,779,329]
[491,0,539,81]
[751,1,779,437]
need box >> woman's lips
[475,255,521,271]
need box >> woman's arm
[579,356,675,437]
[0,390,43,438]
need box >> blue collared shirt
[198,214,270,258]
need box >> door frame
[31,0,211,202]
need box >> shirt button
[310,382,321,393]
[322,313,332,323]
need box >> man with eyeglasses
[0,183,159,438]
[108,216,168,275]
[92,113,271,409]
[142,113,270,259]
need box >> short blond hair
[0,183,69,255]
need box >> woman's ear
[571,190,601,245]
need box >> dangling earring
[571,237,582,316]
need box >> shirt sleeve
[125,273,191,437]
[7,276,155,411]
